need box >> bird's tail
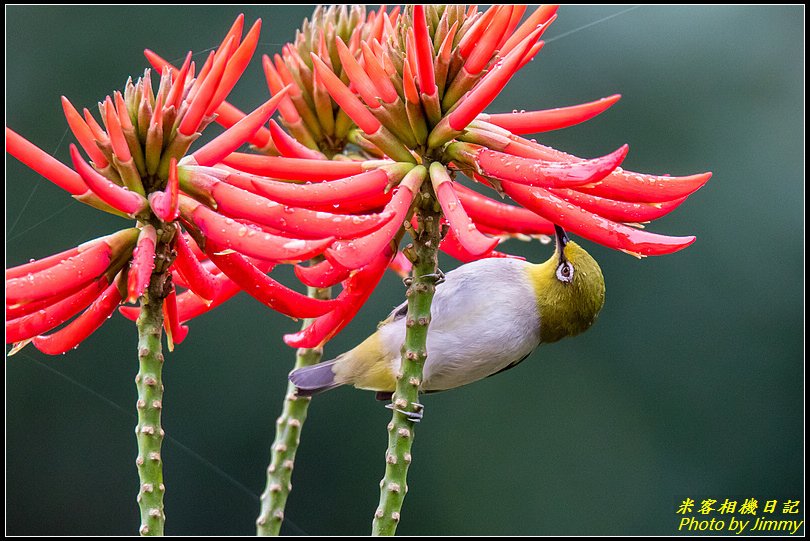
[289,359,342,396]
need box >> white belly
[378,258,542,392]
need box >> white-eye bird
[290,226,605,398]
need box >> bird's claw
[385,401,425,423]
[402,269,445,287]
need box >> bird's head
[528,225,606,343]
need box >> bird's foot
[385,401,425,423]
[402,269,445,287]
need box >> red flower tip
[502,182,696,257]
[262,54,302,123]
[179,36,235,136]
[429,162,498,256]
[172,228,220,301]
[61,96,110,168]
[6,127,87,195]
[103,96,132,162]
[70,144,147,216]
[267,119,326,160]
[162,287,188,351]
[222,152,365,181]
[205,18,262,118]
[148,158,180,222]
[483,94,622,134]
[30,281,123,355]
[360,41,399,104]
[6,277,110,345]
[464,5,514,75]
[309,51,381,135]
[446,25,545,133]
[206,242,339,319]
[126,225,157,303]
[474,144,629,189]
[412,5,437,95]
[179,194,334,263]
[191,89,289,167]
[335,36,380,109]
[294,259,351,289]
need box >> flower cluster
[6,6,710,355]
[249,5,710,348]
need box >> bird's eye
[556,261,574,283]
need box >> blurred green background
[6,5,803,535]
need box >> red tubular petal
[500,5,558,56]
[457,6,498,59]
[453,182,555,235]
[219,14,245,52]
[262,55,301,123]
[361,42,399,104]
[83,108,109,142]
[549,188,689,223]
[179,37,234,136]
[439,227,505,262]
[483,94,622,134]
[6,128,87,195]
[211,101,273,148]
[103,96,131,162]
[205,18,262,117]
[294,259,351,288]
[61,96,109,168]
[325,166,424,269]
[126,225,157,303]
[499,5,527,49]
[165,52,193,110]
[249,168,390,207]
[305,192,393,214]
[70,145,147,215]
[336,36,381,108]
[475,144,628,188]
[179,195,333,262]
[176,278,241,323]
[114,91,134,131]
[7,244,83,280]
[6,277,109,344]
[267,120,325,159]
[502,181,696,256]
[402,60,420,105]
[430,163,498,256]
[284,248,393,348]
[183,171,392,240]
[309,52,381,134]
[31,282,122,355]
[162,287,188,349]
[192,91,288,166]
[206,243,338,319]
[447,26,544,131]
[6,234,121,306]
[412,5,437,95]
[149,158,180,222]
[465,5,513,75]
[222,152,364,180]
[502,139,712,203]
[172,227,221,301]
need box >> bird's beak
[554,225,569,261]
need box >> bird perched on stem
[290,226,605,402]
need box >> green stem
[256,281,332,536]
[372,182,442,535]
[134,231,173,536]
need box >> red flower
[6,15,373,354]
[227,5,711,349]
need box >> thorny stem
[257,272,332,536]
[372,180,442,535]
[134,226,174,536]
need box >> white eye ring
[556,261,574,283]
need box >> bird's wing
[485,350,534,379]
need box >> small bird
[290,226,605,399]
